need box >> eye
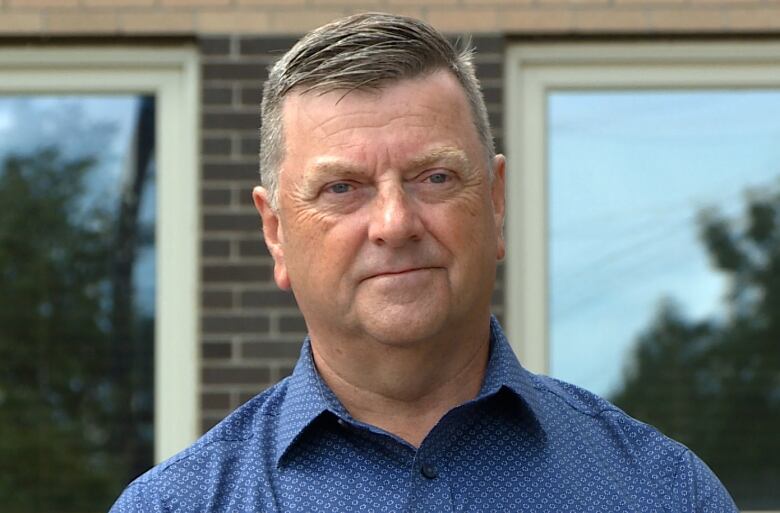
[326,182,353,194]
[425,172,451,184]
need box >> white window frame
[0,47,200,462]
[504,41,780,513]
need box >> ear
[490,155,507,261]
[252,186,291,290]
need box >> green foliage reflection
[0,145,153,511]
[612,185,780,509]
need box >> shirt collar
[273,315,545,465]
[273,336,344,466]
[478,316,547,423]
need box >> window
[506,42,780,512]
[0,47,199,510]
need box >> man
[111,13,737,512]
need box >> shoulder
[531,372,684,455]
[528,374,737,510]
[109,378,292,512]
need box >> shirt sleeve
[109,481,166,513]
[672,448,738,513]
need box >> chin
[360,307,450,347]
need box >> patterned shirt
[110,317,737,512]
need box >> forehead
[279,70,481,169]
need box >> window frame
[0,46,200,463]
[504,40,780,513]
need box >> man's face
[254,70,505,346]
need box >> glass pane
[0,96,155,512]
[548,90,780,509]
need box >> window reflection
[0,96,155,511]
[548,90,780,509]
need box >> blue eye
[427,173,449,184]
[328,182,352,194]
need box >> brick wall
[2,0,780,35]
[198,33,506,431]
[3,0,779,433]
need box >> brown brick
[0,13,43,32]
[471,36,505,55]
[615,0,684,5]
[46,12,119,33]
[202,186,232,206]
[649,8,725,29]
[574,9,650,30]
[488,110,503,133]
[237,0,306,5]
[277,365,296,380]
[239,85,263,106]
[203,87,233,106]
[386,0,457,4]
[482,84,502,104]
[311,0,380,5]
[238,391,261,404]
[427,9,500,32]
[202,365,271,384]
[475,61,502,81]
[493,136,504,155]
[267,9,344,34]
[203,162,257,181]
[202,238,231,258]
[279,314,307,333]
[199,36,231,56]
[463,0,530,4]
[241,340,302,359]
[204,62,267,81]
[238,238,270,258]
[203,213,259,231]
[120,11,196,33]
[727,8,780,28]
[82,0,155,6]
[201,391,231,410]
[197,10,270,33]
[240,136,260,156]
[238,188,259,206]
[9,0,77,6]
[203,314,270,334]
[163,0,231,6]
[201,414,225,433]
[497,9,574,31]
[240,289,298,308]
[202,263,271,282]
[203,111,259,130]
[202,290,233,308]
[202,136,232,156]
[202,340,233,359]
[346,6,425,19]
[693,0,759,4]
[239,36,295,55]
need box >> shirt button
[420,464,438,480]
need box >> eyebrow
[305,147,472,180]
[407,147,471,171]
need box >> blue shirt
[111,317,737,512]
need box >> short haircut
[259,12,495,208]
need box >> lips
[362,266,440,281]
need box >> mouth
[363,267,441,281]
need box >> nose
[368,183,424,247]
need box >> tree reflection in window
[0,96,155,512]
[612,188,780,509]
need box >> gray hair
[259,12,495,209]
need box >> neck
[310,319,491,447]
